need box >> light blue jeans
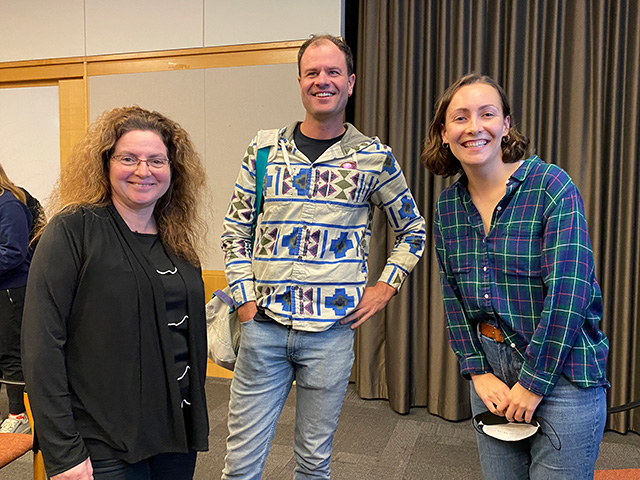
[221,316,355,480]
[470,330,607,480]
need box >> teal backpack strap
[251,146,269,247]
[254,146,269,219]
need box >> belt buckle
[491,327,502,342]
[481,322,503,343]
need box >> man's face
[298,41,355,124]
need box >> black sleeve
[21,212,90,476]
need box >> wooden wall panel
[58,78,88,166]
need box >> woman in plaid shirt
[421,73,609,479]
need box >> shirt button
[497,206,502,211]
[484,294,489,299]
[510,343,516,348]
[483,266,488,272]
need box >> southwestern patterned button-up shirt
[222,122,426,332]
[434,156,608,396]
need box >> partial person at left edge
[0,163,34,435]
[22,106,210,480]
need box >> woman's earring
[442,142,450,150]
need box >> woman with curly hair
[22,106,210,480]
[422,74,609,479]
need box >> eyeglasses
[111,154,171,169]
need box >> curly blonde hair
[420,73,530,177]
[47,105,208,266]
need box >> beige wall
[0,0,85,62]
[0,0,343,62]
[0,0,341,269]
[0,86,60,202]
[204,0,343,47]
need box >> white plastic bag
[206,287,240,370]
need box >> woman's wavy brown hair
[0,163,27,204]
[45,105,208,266]
[420,73,530,177]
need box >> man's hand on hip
[339,282,396,329]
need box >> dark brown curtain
[348,0,640,434]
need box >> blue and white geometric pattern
[282,227,302,256]
[293,168,311,196]
[329,232,353,259]
[275,288,293,312]
[325,288,355,316]
[221,123,426,330]
[398,196,418,220]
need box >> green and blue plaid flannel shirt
[434,155,609,396]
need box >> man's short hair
[297,34,354,77]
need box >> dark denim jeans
[91,450,196,480]
[0,286,26,414]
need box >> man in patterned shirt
[221,34,425,479]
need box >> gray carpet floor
[2,377,639,479]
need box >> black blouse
[134,232,191,405]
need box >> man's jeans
[470,328,607,480]
[222,316,355,480]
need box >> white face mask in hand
[472,411,561,449]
